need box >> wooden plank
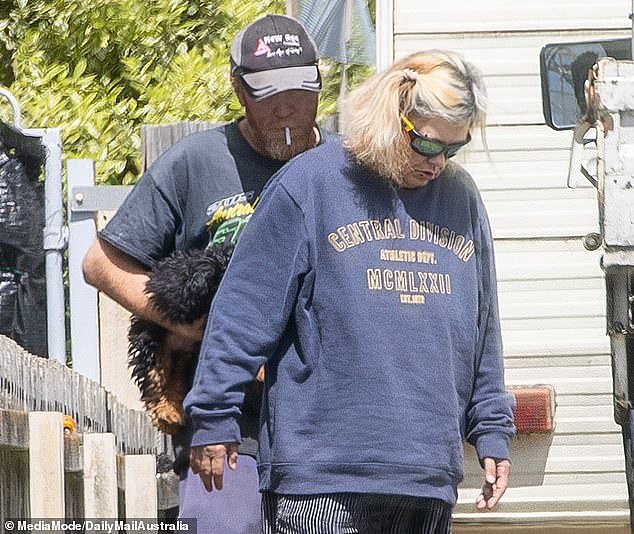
[157,471,180,512]
[0,446,29,518]
[28,411,65,517]
[141,122,216,172]
[67,159,100,382]
[65,471,84,521]
[83,433,118,517]
[119,454,157,520]
[558,405,616,419]
[64,431,83,473]
[484,82,548,126]
[0,409,28,450]
[96,211,143,411]
[490,444,624,475]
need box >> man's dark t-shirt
[101,121,285,266]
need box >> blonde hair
[342,50,487,185]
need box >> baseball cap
[230,14,322,101]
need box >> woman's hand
[475,457,510,511]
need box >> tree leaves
[1,0,284,184]
[2,0,376,184]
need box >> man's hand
[189,443,239,492]
[475,457,510,511]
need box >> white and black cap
[230,14,321,101]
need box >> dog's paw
[147,397,186,435]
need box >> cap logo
[253,33,304,60]
[253,38,271,57]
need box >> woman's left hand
[475,457,510,511]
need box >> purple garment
[178,454,261,533]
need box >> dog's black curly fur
[127,246,232,435]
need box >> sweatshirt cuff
[190,413,241,448]
[475,432,512,463]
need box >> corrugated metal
[499,279,604,321]
[390,0,630,523]
[460,125,596,191]
[495,239,602,280]
[483,189,599,238]
[395,0,630,34]
[396,31,629,76]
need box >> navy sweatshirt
[184,141,515,504]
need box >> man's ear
[231,77,247,107]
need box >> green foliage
[1,0,284,184]
[318,59,374,125]
[0,0,375,184]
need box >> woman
[185,49,515,533]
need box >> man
[82,14,323,533]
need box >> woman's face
[401,117,470,189]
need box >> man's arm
[82,237,205,342]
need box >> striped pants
[262,492,452,534]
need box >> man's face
[236,83,319,161]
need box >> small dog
[127,246,231,435]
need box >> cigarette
[284,127,292,146]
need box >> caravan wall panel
[391,0,631,526]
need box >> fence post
[39,128,67,364]
[67,159,100,382]
[119,454,157,522]
[83,433,118,517]
[28,411,64,517]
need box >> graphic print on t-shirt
[205,191,259,249]
[327,217,475,305]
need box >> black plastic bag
[0,269,19,335]
[0,142,45,251]
[0,139,47,357]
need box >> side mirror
[540,38,631,130]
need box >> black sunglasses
[400,114,471,159]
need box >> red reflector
[508,386,555,433]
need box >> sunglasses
[400,114,471,159]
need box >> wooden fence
[0,334,177,523]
